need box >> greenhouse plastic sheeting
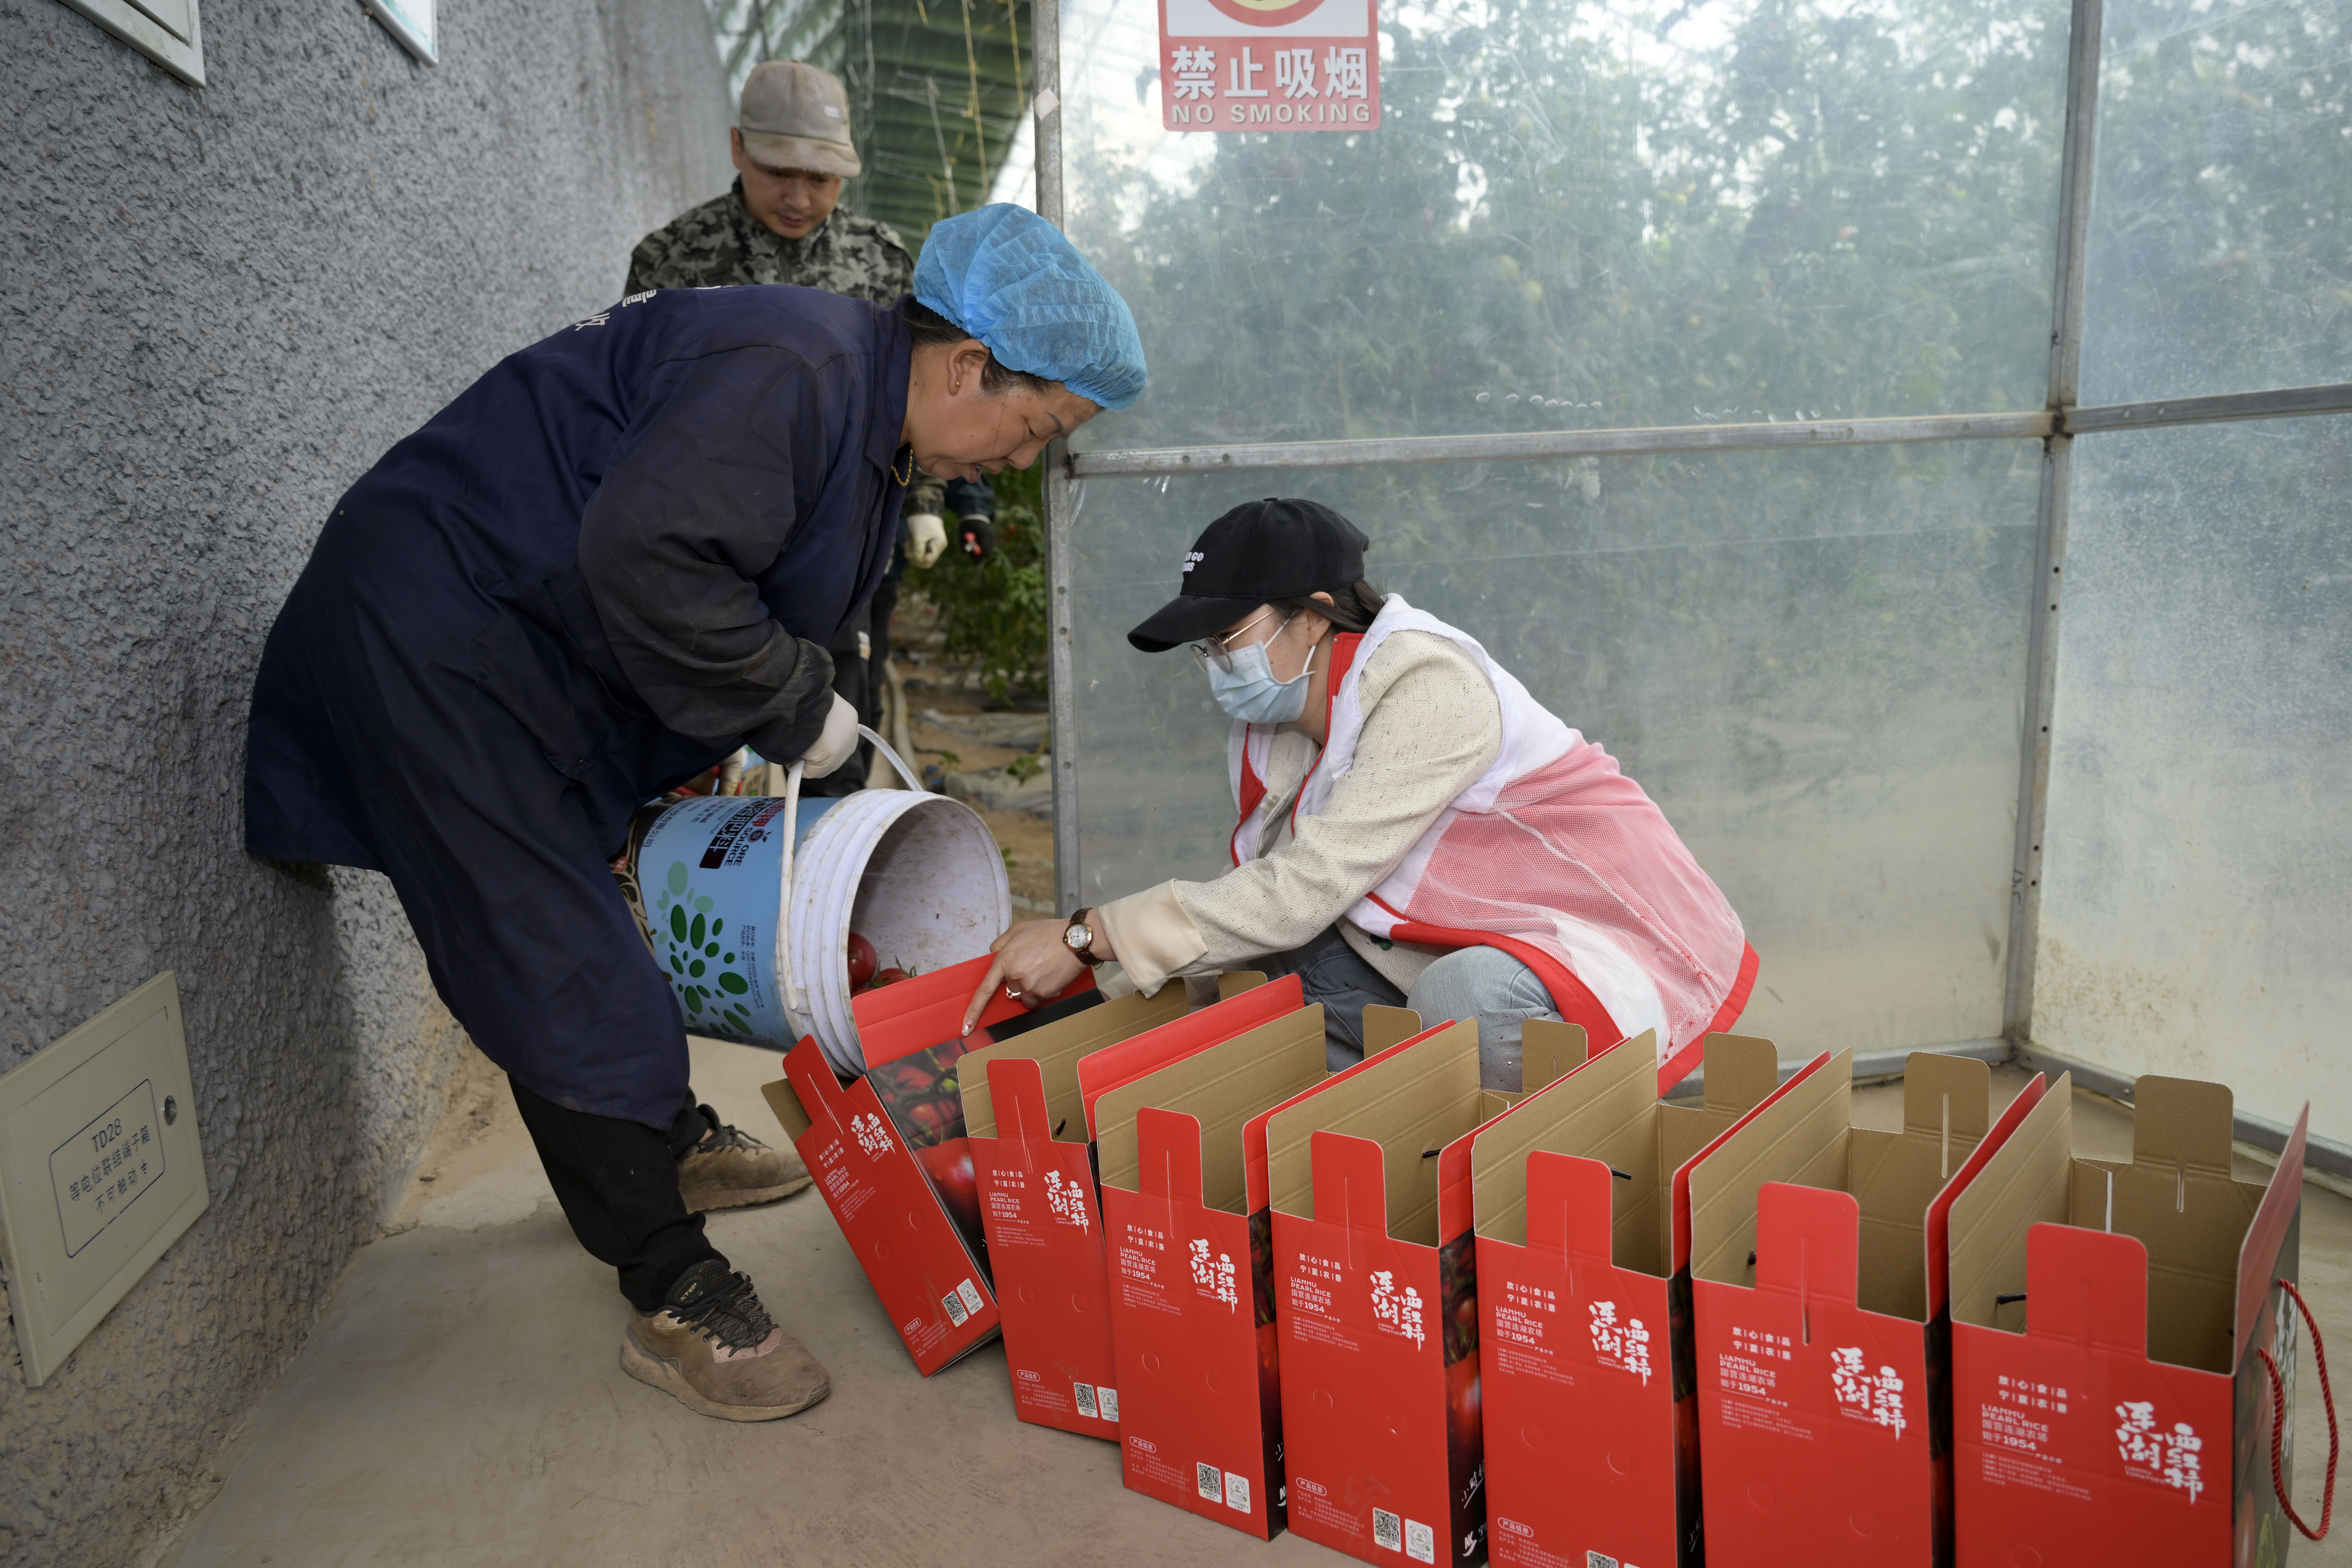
[2035,418,2352,1138]
[1055,0,2074,452]
[1064,442,2040,1060]
[2078,0,2352,405]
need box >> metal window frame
[1034,0,2352,1010]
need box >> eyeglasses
[1188,606,1293,671]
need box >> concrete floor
[155,1048,2352,1568]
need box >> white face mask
[1205,623,1321,724]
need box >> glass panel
[2079,0,2352,404]
[1068,442,2041,1057]
[1056,0,2072,452]
[2035,417,2352,1136]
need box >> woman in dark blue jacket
[244,206,1143,1421]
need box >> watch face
[1064,923,1089,951]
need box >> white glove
[798,692,861,779]
[904,512,948,569]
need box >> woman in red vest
[965,498,1756,1092]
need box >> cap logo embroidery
[1182,550,1206,574]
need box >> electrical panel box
[0,972,209,1386]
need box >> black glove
[957,514,996,561]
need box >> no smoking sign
[1158,0,1381,132]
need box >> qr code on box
[1374,1508,1402,1551]
[1405,1519,1434,1563]
[1587,1552,1621,1568]
[942,1290,968,1327]
[1198,1462,1223,1502]
[1074,1382,1099,1419]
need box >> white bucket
[632,729,1008,1075]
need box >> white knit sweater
[1095,630,1504,995]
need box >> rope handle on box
[2260,1279,2337,1541]
[775,727,928,1019]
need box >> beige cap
[738,61,861,179]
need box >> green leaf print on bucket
[649,861,760,1043]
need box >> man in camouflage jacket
[625,62,996,790]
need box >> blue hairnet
[913,205,1147,412]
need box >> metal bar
[2004,0,2104,1050]
[2004,437,2073,1043]
[1067,410,2055,479]
[2067,381,2352,433]
[1034,0,1081,914]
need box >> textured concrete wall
[0,1,733,1560]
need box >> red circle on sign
[1202,0,1330,26]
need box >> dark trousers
[803,576,899,797]
[1257,924,1407,1072]
[511,1080,723,1312]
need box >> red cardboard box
[1091,985,1339,1540]
[1470,1028,1815,1568]
[1263,1015,1521,1567]
[759,955,1092,1375]
[1683,1048,2036,1566]
[957,983,1196,1438]
[1947,1072,2316,1567]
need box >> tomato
[846,932,878,988]
[867,967,909,989]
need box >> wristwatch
[1063,908,1104,967]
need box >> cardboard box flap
[2027,1220,2151,1354]
[1362,1004,1424,1056]
[1926,1072,2051,1322]
[1753,1180,1864,1305]
[2237,1103,2308,1368]
[1702,1032,1782,1114]
[1245,1017,1454,1215]
[1095,1004,1327,1214]
[852,955,1095,1070]
[1219,969,1268,1000]
[1846,1051,1994,1321]
[1518,1018,1592,1099]
[2072,1155,2262,1375]
[1134,1102,1209,1207]
[2131,1074,2237,1178]
[762,1076,812,1143]
[1685,1049,1853,1287]
[1078,974,1304,1140]
[960,986,1187,1144]
[1471,1031,1661,1270]
[1264,1019,1482,1246]
[1947,1071,2072,1332]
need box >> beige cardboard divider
[956,985,1189,1437]
[1948,1072,2314,1567]
[1094,1003,1331,1540]
[1470,1030,1788,1568]
[1263,1018,1525,1565]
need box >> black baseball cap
[1127,498,1370,652]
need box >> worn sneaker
[677,1104,809,1212]
[620,1259,831,1422]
